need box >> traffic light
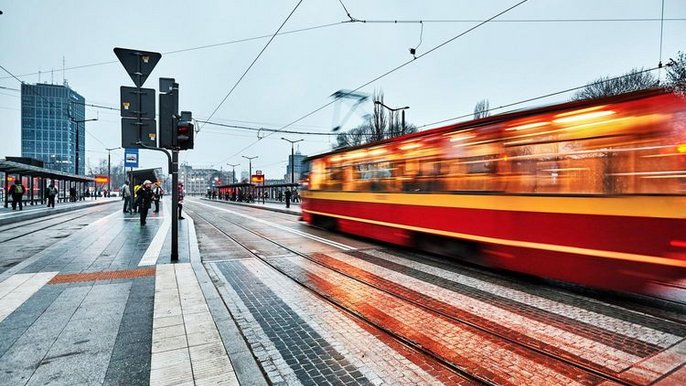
[176,111,194,150]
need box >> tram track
[189,203,660,386]
[0,204,113,244]
[189,207,488,385]
[385,245,686,324]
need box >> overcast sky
[1,0,685,180]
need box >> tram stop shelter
[216,182,299,203]
[127,168,163,187]
[1,157,95,208]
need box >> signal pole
[242,155,258,181]
[281,137,303,183]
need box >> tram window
[464,156,496,174]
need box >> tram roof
[305,87,672,162]
[0,159,95,183]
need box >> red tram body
[301,89,686,294]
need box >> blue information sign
[124,148,139,168]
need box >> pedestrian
[178,182,185,220]
[9,179,26,210]
[121,180,132,213]
[285,188,292,209]
[137,180,154,226]
[46,182,58,208]
[69,187,76,202]
[132,183,141,213]
[152,182,163,213]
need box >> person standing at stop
[121,180,132,213]
[152,182,163,213]
[178,182,185,220]
[46,182,58,208]
[285,188,292,209]
[138,180,154,226]
[9,179,26,210]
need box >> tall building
[284,150,307,183]
[21,82,86,175]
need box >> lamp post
[373,100,409,132]
[242,156,258,182]
[105,146,121,193]
[227,163,239,184]
[69,117,98,175]
[281,137,303,183]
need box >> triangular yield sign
[114,47,162,88]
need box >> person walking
[152,182,163,213]
[9,179,26,210]
[121,180,132,213]
[284,188,292,209]
[178,182,186,220]
[46,182,58,208]
[138,180,154,226]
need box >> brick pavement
[311,250,680,373]
[0,200,241,385]
[211,259,454,385]
[2,196,686,385]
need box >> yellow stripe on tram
[303,208,686,268]
[302,191,686,219]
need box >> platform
[0,197,685,385]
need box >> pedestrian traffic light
[176,111,194,150]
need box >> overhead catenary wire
[0,20,346,82]
[658,0,666,82]
[200,0,304,131]
[213,0,530,165]
[345,17,686,24]
[417,65,664,129]
[2,15,682,82]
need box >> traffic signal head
[176,111,194,150]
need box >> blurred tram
[301,89,686,295]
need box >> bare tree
[667,51,686,94]
[572,68,658,100]
[87,158,127,190]
[334,90,417,149]
[473,99,490,119]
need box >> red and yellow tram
[301,89,686,294]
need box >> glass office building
[21,83,86,175]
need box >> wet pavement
[0,196,684,385]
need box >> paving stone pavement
[2,197,686,385]
[0,201,242,385]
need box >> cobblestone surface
[374,249,686,339]
[214,260,376,385]
[266,255,603,385]
[312,250,655,373]
[358,249,685,347]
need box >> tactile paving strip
[48,266,156,284]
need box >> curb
[198,197,301,216]
[186,214,269,386]
[0,199,119,226]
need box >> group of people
[6,180,61,210]
[121,180,185,225]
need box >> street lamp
[226,163,239,184]
[373,100,409,132]
[106,147,121,193]
[242,156,258,182]
[70,117,98,175]
[281,137,303,183]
